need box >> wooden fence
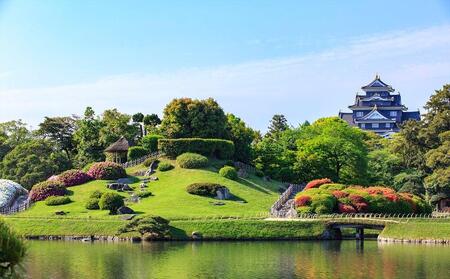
[121,152,162,168]
[0,199,31,215]
[234,162,256,173]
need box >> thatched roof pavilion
[104,136,129,163]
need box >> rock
[117,206,135,215]
[140,183,147,188]
[120,214,136,220]
[212,201,225,206]
[122,184,133,191]
[191,231,202,240]
[107,183,132,191]
[117,178,133,184]
[55,211,66,215]
[149,176,159,181]
[216,187,230,200]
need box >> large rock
[0,179,28,211]
[107,183,132,191]
[215,187,230,200]
[117,206,135,215]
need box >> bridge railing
[295,212,450,220]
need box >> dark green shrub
[89,190,103,199]
[219,166,238,180]
[141,134,163,152]
[186,183,226,197]
[99,192,125,214]
[159,138,234,159]
[85,198,100,210]
[45,196,71,206]
[255,169,264,177]
[224,160,234,167]
[177,153,208,169]
[158,162,174,172]
[127,146,148,161]
[136,191,153,198]
[118,215,170,240]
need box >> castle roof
[361,75,394,92]
[356,105,395,123]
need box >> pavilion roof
[104,136,129,153]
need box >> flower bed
[29,181,66,202]
[57,169,92,187]
[87,162,127,180]
[295,182,432,215]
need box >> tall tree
[143,113,161,127]
[267,114,288,139]
[160,98,227,138]
[225,114,257,163]
[132,113,144,123]
[99,109,139,146]
[37,116,76,160]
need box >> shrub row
[295,182,432,215]
[177,153,209,169]
[45,196,71,206]
[159,138,234,159]
[127,146,148,161]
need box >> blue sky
[0,0,450,130]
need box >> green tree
[37,116,76,160]
[73,107,105,167]
[160,98,227,138]
[296,117,368,184]
[0,140,71,189]
[99,109,139,146]
[225,114,257,163]
[394,171,425,196]
[0,120,31,160]
[266,114,288,139]
[132,112,144,123]
[143,113,161,127]
[0,220,26,278]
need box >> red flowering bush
[295,195,311,207]
[332,190,347,199]
[354,202,368,212]
[365,186,395,196]
[348,194,365,204]
[338,203,356,213]
[305,178,332,190]
[58,169,92,187]
[30,181,66,202]
[87,162,127,180]
[384,193,400,202]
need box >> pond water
[25,240,449,279]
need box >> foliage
[367,147,403,186]
[132,113,144,123]
[73,107,105,166]
[143,114,161,127]
[0,120,31,154]
[141,134,163,153]
[176,153,209,169]
[157,162,174,172]
[266,114,289,139]
[424,167,450,205]
[118,215,170,240]
[127,146,147,161]
[394,171,425,196]
[225,113,257,163]
[159,138,234,159]
[143,158,158,168]
[98,192,125,214]
[45,196,71,206]
[296,117,368,184]
[87,162,127,180]
[186,183,227,197]
[0,140,71,189]
[136,191,153,198]
[99,108,139,147]
[85,198,100,210]
[89,190,103,199]
[29,181,66,202]
[57,169,92,187]
[37,116,76,160]
[219,166,238,180]
[0,220,26,278]
[304,178,332,190]
[160,98,228,138]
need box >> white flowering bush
[0,179,28,210]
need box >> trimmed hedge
[87,162,127,180]
[159,138,234,159]
[219,166,238,180]
[177,153,208,169]
[99,192,125,214]
[45,196,71,206]
[85,198,100,210]
[141,134,163,153]
[58,169,92,187]
[127,146,148,161]
[186,183,227,197]
[29,181,66,202]
[158,162,174,172]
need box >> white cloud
[1,25,450,130]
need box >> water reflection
[25,241,450,279]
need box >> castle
[339,75,420,138]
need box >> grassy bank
[379,219,450,240]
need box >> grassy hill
[14,158,282,220]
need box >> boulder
[215,187,230,200]
[122,184,133,191]
[191,231,202,240]
[148,176,159,181]
[117,206,135,215]
[55,211,66,215]
[107,183,132,191]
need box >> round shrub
[305,178,333,190]
[176,153,208,169]
[219,166,238,180]
[127,146,148,161]
[89,190,104,199]
[158,162,174,172]
[294,195,311,207]
[45,196,71,206]
[58,169,92,187]
[29,181,66,202]
[98,192,124,214]
[85,198,100,210]
[186,183,226,197]
[136,191,153,198]
[87,162,127,180]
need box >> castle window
[372,123,379,128]
[361,123,365,128]
[386,123,391,128]
[390,111,397,117]
[356,111,363,117]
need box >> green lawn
[380,219,450,240]
[12,158,282,220]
